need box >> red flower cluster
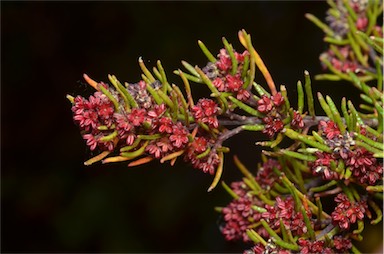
[203,48,251,101]
[255,159,281,188]
[346,147,383,185]
[322,0,378,74]
[221,196,265,242]
[71,79,224,175]
[186,135,220,175]
[311,152,339,180]
[220,180,267,242]
[314,120,383,185]
[262,196,313,236]
[256,93,287,138]
[332,235,352,253]
[245,233,353,254]
[72,85,116,151]
[191,98,219,128]
[323,46,359,73]
[319,120,341,140]
[331,193,368,230]
[290,110,305,129]
[298,238,333,254]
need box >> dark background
[2,1,381,253]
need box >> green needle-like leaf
[138,57,156,83]
[198,40,217,63]
[317,92,334,120]
[326,95,345,133]
[98,83,119,111]
[297,80,304,114]
[305,13,334,37]
[229,96,263,117]
[222,37,238,75]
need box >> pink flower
[221,196,262,242]
[236,89,250,101]
[147,103,166,118]
[192,99,219,128]
[146,142,162,158]
[213,77,226,91]
[114,113,133,132]
[83,133,98,151]
[96,100,114,120]
[169,123,189,148]
[225,74,243,92]
[125,133,136,145]
[356,16,368,31]
[127,108,146,126]
[216,49,232,72]
[234,50,249,62]
[158,117,174,133]
[190,136,208,154]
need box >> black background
[2,1,381,253]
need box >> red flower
[127,108,146,126]
[72,96,88,115]
[319,120,341,140]
[256,159,280,188]
[271,92,284,107]
[216,49,232,72]
[83,133,98,151]
[346,147,382,185]
[200,152,220,175]
[158,117,174,133]
[192,99,219,128]
[225,74,243,92]
[190,136,208,154]
[236,89,250,101]
[221,196,262,242]
[146,142,162,158]
[331,193,367,230]
[147,103,166,118]
[298,239,327,254]
[72,95,100,130]
[213,77,226,91]
[291,111,304,129]
[114,113,133,132]
[257,95,273,113]
[169,123,189,148]
[262,116,284,138]
[244,243,265,254]
[157,137,173,153]
[73,108,98,130]
[333,236,352,252]
[234,50,249,62]
[146,137,173,159]
[200,99,218,116]
[125,133,136,146]
[356,16,368,31]
[96,99,114,120]
[311,152,339,180]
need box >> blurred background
[2,1,381,253]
